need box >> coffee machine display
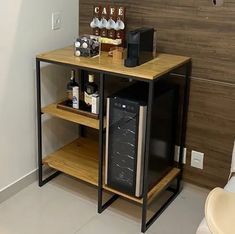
[105,82,178,197]
[124,28,154,67]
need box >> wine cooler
[105,83,178,197]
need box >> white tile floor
[0,174,209,234]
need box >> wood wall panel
[79,1,235,188]
[80,0,235,84]
[185,79,235,188]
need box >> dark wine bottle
[66,70,78,107]
[84,74,98,109]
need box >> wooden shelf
[147,167,180,204]
[37,46,191,80]
[43,136,180,204]
[103,185,143,204]
[43,138,99,186]
[103,167,181,204]
[43,135,180,203]
[42,103,104,129]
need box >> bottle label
[72,96,78,109]
[72,87,79,109]
[85,92,92,106]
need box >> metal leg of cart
[36,59,61,187]
[141,62,192,233]
[97,73,120,214]
[141,79,154,233]
[177,61,192,190]
[143,187,181,233]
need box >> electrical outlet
[191,150,204,169]
[174,145,186,164]
[52,12,62,30]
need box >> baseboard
[0,169,37,204]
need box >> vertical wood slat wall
[79,0,235,189]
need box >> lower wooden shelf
[147,167,180,203]
[43,137,99,186]
[43,137,180,204]
[103,167,181,204]
[103,185,143,204]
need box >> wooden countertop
[37,46,191,80]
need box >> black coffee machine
[124,27,154,67]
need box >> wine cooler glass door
[106,98,139,196]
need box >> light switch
[191,150,204,169]
[52,12,62,30]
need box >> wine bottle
[66,70,78,107]
[84,74,98,109]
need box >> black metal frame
[36,57,191,232]
[36,59,61,187]
[144,61,191,232]
[96,61,192,233]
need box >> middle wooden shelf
[42,103,106,130]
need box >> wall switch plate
[52,12,62,30]
[191,150,204,169]
[174,145,186,164]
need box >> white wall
[0,0,79,191]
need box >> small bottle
[84,74,98,109]
[72,86,79,109]
[67,70,78,107]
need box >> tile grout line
[73,213,99,234]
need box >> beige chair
[205,187,235,234]
[197,141,235,234]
